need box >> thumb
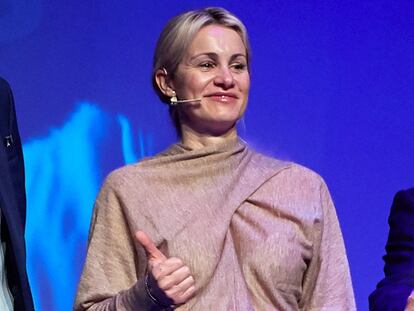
[135,230,167,261]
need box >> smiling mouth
[205,93,238,102]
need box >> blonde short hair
[152,7,251,104]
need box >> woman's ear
[155,68,175,97]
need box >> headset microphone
[170,96,202,106]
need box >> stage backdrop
[1,1,413,310]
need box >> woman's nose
[214,67,235,89]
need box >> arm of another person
[0,77,26,226]
[0,78,35,311]
[369,189,414,311]
[302,181,356,311]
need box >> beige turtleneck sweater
[74,139,355,310]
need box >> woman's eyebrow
[229,53,247,62]
[189,52,247,62]
[189,52,218,61]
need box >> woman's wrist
[145,271,175,308]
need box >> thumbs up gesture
[135,231,196,306]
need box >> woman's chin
[199,120,237,137]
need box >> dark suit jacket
[0,77,35,311]
[369,188,414,311]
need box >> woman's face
[172,24,250,136]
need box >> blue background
[1,1,413,310]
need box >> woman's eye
[231,63,247,71]
[199,62,214,69]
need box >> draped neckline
[139,137,247,169]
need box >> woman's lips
[205,93,238,103]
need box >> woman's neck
[180,124,238,150]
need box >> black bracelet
[144,272,174,309]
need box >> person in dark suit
[370,188,414,310]
[0,77,34,310]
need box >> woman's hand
[135,231,196,306]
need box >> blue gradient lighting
[24,104,109,310]
[24,103,153,310]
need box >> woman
[75,7,355,310]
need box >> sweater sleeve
[73,175,165,311]
[305,181,356,310]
